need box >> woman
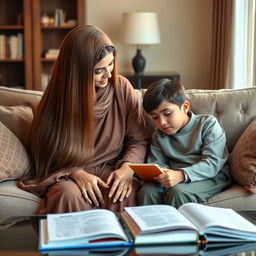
[18,25,148,213]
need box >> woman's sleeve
[17,166,84,196]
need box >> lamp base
[132,48,146,75]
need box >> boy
[137,79,232,208]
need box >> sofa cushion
[204,184,256,210]
[0,122,30,182]
[0,180,40,215]
[0,105,33,148]
[229,119,256,193]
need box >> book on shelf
[41,73,50,91]
[38,203,256,251]
[54,8,66,26]
[0,33,23,60]
[45,49,59,59]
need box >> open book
[39,209,132,251]
[39,203,256,251]
[123,203,256,245]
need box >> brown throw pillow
[230,119,256,193]
[0,105,33,148]
[0,121,30,182]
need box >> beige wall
[86,0,213,89]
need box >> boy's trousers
[137,170,232,208]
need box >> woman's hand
[153,169,185,187]
[70,169,109,207]
[106,162,134,203]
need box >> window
[229,0,255,88]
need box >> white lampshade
[123,12,161,45]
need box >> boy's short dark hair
[143,79,187,113]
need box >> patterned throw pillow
[0,105,33,148]
[230,119,256,193]
[0,121,30,182]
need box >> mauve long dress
[18,75,148,213]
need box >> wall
[86,0,213,89]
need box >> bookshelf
[32,0,85,90]
[0,0,85,90]
[0,0,32,89]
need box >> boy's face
[149,100,190,135]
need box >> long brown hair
[29,25,118,180]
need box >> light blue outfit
[137,111,232,208]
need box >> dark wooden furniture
[123,72,180,89]
[32,0,85,90]
[0,0,32,89]
[0,0,85,90]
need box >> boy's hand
[153,169,185,187]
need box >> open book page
[47,209,128,242]
[179,203,256,241]
[123,205,197,235]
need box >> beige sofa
[0,85,256,216]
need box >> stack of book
[54,8,66,26]
[0,33,23,60]
[44,49,59,59]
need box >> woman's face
[93,51,114,88]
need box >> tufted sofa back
[138,87,256,152]
[1,86,256,153]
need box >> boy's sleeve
[182,118,229,182]
[147,132,170,169]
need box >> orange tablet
[129,163,164,183]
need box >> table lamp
[123,12,161,75]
